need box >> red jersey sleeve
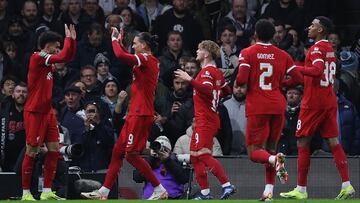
[46,37,76,65]
[112,40,138,66]
[236,49,251,86]
[301,45,326,77]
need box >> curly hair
[198,40,221,59]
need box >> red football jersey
[25,52,56,113]
[128,53,159,116]
[193,65,225,129]
[238,42,295,116]
[302,40,337,109]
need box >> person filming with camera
[133,136,190,199]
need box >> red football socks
[331,144,349,182]
[103,145,124,189]
[190,155,209,189]
[43,151,59,188]
[297,147,311,186]
[198,154,229,184]
[22,154,35,189]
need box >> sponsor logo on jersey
[311,47,322,55]
[326,52,335,58]
[46,72,53,80]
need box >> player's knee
[198,153,211,162]
[326,137,339,149]
[46,142,59,152]
[297,137,311,148]
[26,145,39,157]
[125,152,138,161]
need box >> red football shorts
[246,114,285,147]
[24,111,59,147]
[296,108,339,138]
[190,127,218,151]
[117,115,154,153]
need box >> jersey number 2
[259,63,273,90]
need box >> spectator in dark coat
[38,0,64,35]
[74,101,114,172]
[152,0,203,54]
[336,93,360,155]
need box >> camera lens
[150,141,162,151]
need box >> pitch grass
[1,200,360,203]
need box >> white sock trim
[263,184,274,195]
[99,186,110,196]
[342,181,351,189]
[296,185,307,193]
[269,155,276,165]
[222,182,231,188]
[201,189,210,195]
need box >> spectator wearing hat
[338,51,360,113]
[101,77,121,114]
[94,53,115,83]
[277,85,303,155]
[53,62,80,104]
[60,85,85,144]
[75,101,114,172]
[133,136,190,199]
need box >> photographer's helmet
[155,136,172,151]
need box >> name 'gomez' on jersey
[238,42,295,116]
[302,40,337,110]
[128,53,159,116]
[193,66,226,129]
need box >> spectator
[2,41,25,82]
[52,62,80,104]
[38,0,63,35]
[112,0,147,32]
[328,32,342,58]
[2,17,37,65]
[223,84,247,155]
[338,51,360,114]
[0,75,17,104]
[60,85,85,144]
[80,65,113,121]
[158,31,191,87]
[219,0,256,49]
[287,28,305,62]
[173,119,223,158]
[277,86,303,155]
[273,21,293,51]
[83,0,105,26]
[75,101,114,172]
[21,0,40,32]
[335,83,360,155]
[183,57,199,78]
[68,23,114,72]
[0,82,27,172]
[73,80,87,99]
[118,7,141,51]
[80,65,102,100]
[133,136,190,199]
[216,24,239,82]
[0,0,11,37]
[101,77,120,115]
[261,0,301,30]
[99,0,116,16]
[153,75,192,144]
[152,0,203,54]
[136,0,164,31]
[94,53,114,83]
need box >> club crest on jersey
[311,47,322,55]
[141,53,149,61]
[238,53,244,60]
[46,72,53,80]
[201,71,213,79]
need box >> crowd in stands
[0,0,359,191]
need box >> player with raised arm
[280,16,355,200]
[236,19,302,201]
[21,24,76,201]
[175,40,235,200]
[81,28,168,200]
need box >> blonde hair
[198,40,221,59]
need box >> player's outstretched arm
[174,69,213,96]
[282,66,303,87]
[298,61,324,77]
[111,27,138,67]
[47,24,76,64]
